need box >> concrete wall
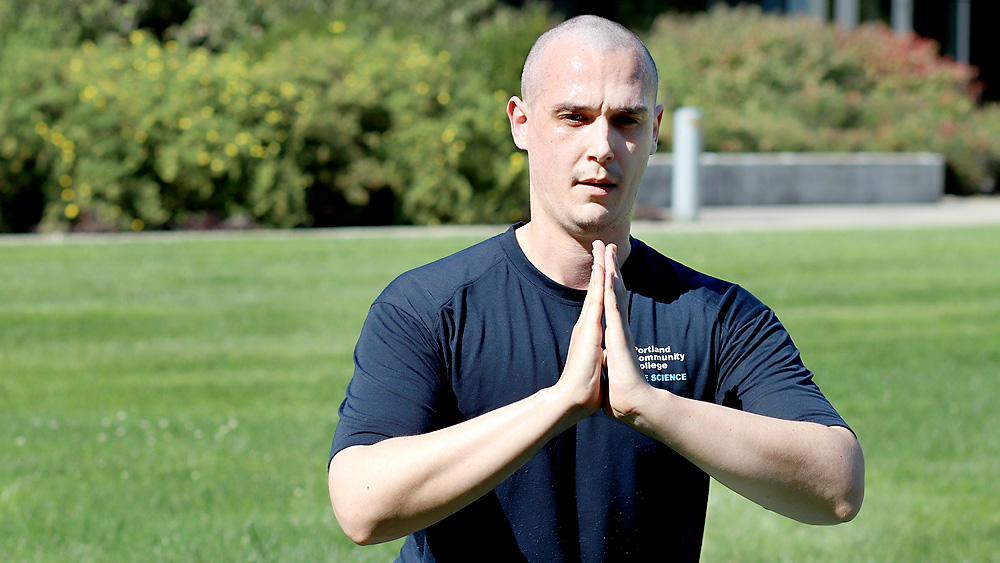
[635,152,945,216]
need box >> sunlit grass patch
[2,225,998,560]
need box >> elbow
[329,481,382,546]
[328,483,372,545]
[832,470,865,523]
[830,480,863,523]
[827,430,866,524]
[328,454,383,546]
[335,511,379,546]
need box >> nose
[586,117,614,165]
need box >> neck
[515,219,632,290]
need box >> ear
[650,103,665,154]
[507,96,529,151]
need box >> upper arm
[715,287,849,429]
[330,299,451,462]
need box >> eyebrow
[550,103,650,116]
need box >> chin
[568,209,623,235]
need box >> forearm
[331,245,608,545]
[626,388,864,524]
[328,385,589,545]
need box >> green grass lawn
[2,225,998,562]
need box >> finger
[603,243,621,317]
[581,240,606,322]
[607,244,628,324]
[603,244,634,347]
[570,240,606,347]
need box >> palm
[601,243,650,420]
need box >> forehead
[533,40,651,109]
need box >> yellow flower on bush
[80,85,99,102]
[509,152,524,173]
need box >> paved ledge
[2,196,998,245]
[633,196,1000,234]
[638,152,946,208]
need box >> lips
[575,178,618,195]
[577,179,616,188]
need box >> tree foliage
[0,1,549,232]
[647,6,1000,194]
[1,2,997,232]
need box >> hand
[552,241,607,417]
[601,243,653,422]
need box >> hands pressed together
[330,244,864,545]
[559,240,653,425]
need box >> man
[328,15,864,562]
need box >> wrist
[537,383,597,429]
[613,385,671,435]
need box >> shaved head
[520,15,658,106]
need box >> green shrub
[0,20,533,232]
[0,43,76,232]
[9,3,995,232]
[645,5,1000,194]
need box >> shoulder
[628,237,769,324]
[375,229,510,315]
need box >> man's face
[509,39,663,237]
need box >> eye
[562,113,588,124]
[613,115,640,127]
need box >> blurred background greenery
[1,0,998,233]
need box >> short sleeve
[330,296,454,462]
[714,286,849,430]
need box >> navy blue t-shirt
[331,225,848,562]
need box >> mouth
[575,178,618,193]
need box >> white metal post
[891,0,913,33]
[955,0,971,64]
[806,0,827,20]
[835,0,860,31]
[671,107,701,223]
